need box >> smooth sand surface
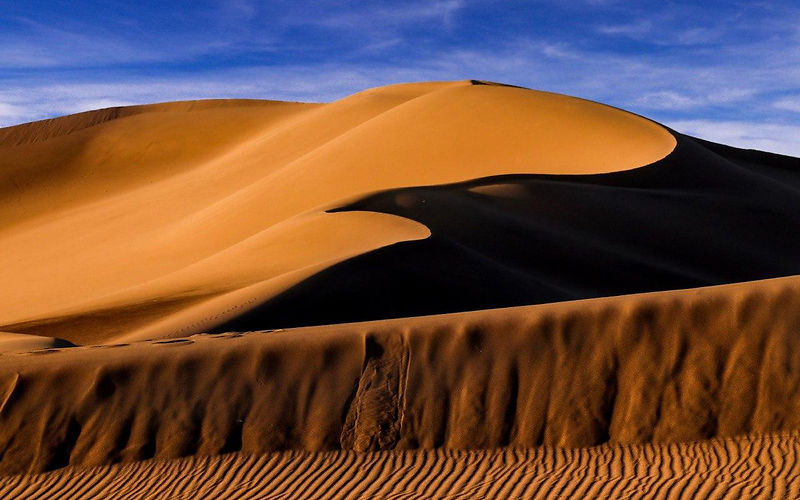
[2,81,800,497]
[0,333,73,353]
[0,80,675,344]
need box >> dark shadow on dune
[209,133,800,332]
[469,79,529,89]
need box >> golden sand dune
[3,432,798,499]
[3,81,800,497]
[0,80,675,344]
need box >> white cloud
[635,88,756,111]
[596,20,652,37]
[667,120,800,157]
[0,14,274,70]
[0,21,156,68]
[302,0,465,30]
[0,2,798,158]
[0,66,406,127]
[774,97,800,113]
[636,91,698,110]
[0,102,27,124]
[672,26,722,45]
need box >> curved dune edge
[2,432,798,499]
[0,333,73,353]
[0,80,676,343]
[213,132,800,332]
[2,274,800,474]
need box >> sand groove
[340,334,409,452]
[1,433,798,499]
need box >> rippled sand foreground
[3,433,798,499]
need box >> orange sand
[0,81,675,344]
[3,80,800,499]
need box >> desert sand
[3,433,799,499]
[2,80,800,498]
[0,80,675,344]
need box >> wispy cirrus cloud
[0,102,27,124]
[311,0,465,29]
[1,1,798,156]
[774,97,800,113]
[596,20,652,38]
[0,20,246,69]
[667,120,800,157]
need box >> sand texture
[2,80,800,497]
[2,432,798,499]
[3,276,800,476]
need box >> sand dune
[2,432,798,499]
[2,81,798,344]
[3,80,800,496]
[0,80,675,344]
[3,275,800,475]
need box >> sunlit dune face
[0,81,675,344]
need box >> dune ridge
[3,275,800,475]
[2,432,798,499]
[0,99,283,147]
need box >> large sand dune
[0,80,676,344]
[2,80,800,497]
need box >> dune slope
[213,131,800,331]
[0,80,676,344]
[3,81,796,341]
[3,275,800,474]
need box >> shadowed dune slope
[3,275,800,474]
[212,131,800,331]
[3,433,799,499]
[0,81,676,344]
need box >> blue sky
[1,0,799,155]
